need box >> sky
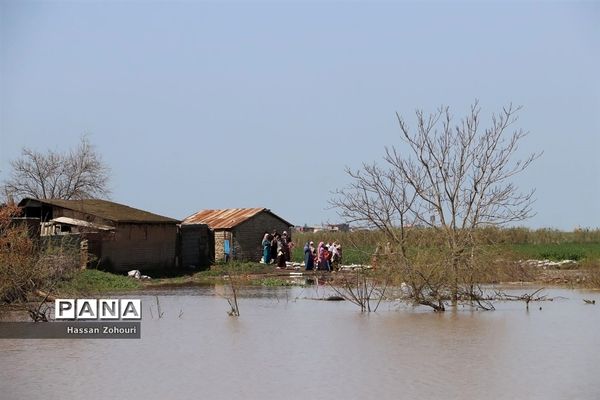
[0,1,599,230]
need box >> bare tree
[331,101,541,311]
[329,268,389,312]
[3,136,110,200]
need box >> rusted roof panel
[182,208,292,229]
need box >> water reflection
[1,287,599,400]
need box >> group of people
[260,231,343,271]
[261,230,294,269]
[303,241,342,271]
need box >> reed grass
[291,227,600,264]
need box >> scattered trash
[127,270,150,280]
[127,270,141,279]
[521,259,577,269]
[339,264,372,271]
[286,262,303,270]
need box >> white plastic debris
[127,270,141,279]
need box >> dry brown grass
[0,204,78,303]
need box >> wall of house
[99,223,177,271]
[231,212,291,261]
[213,230,232,262]
[179,224,212,268]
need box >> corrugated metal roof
[182,208,292,229]
[19,198,179,224]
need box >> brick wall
[214,230,232,262]
[100,223,177,271]
[231,212,290,261]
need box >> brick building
[182,208,292,262]
[18,198,180,271]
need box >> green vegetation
[508,243,600,261]
[17,229,600,298]
[292,228,600,265]
[56,269,142,295]
[4,222,598,301]
[144,261,280,288]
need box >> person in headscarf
[324,242,333,270]
[330,242,340,270]
[276,234,287,269]
[303,241,314,270]
[316,241,326,270]
[270,230,278,263]
[261,232,271,264]
[282,231,291,262]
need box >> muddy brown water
[1,285,599,400]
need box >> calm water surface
[1,285,599,400]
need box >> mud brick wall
[230,212,291,262]
[100,223,177,271]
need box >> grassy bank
[144,262,290,287]
[56,269,142,296]
[508,243,600,261]
[50,263,288,295]
[50,259,600,295]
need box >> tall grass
[508,243,600,261]
[476,227,600,245]
[292,227,600,264]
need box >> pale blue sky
[1,1,599,229]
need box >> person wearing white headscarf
[261,232,271,263]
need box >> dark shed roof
[18,198,179,224]
[182,208,292,229]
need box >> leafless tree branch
[330,101,541,311]
[3,135,111,200]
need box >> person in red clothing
[317,242,331,271]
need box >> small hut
[182,208,292,262]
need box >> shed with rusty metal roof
[182,208,292,262]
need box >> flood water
[1,285,600,400]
